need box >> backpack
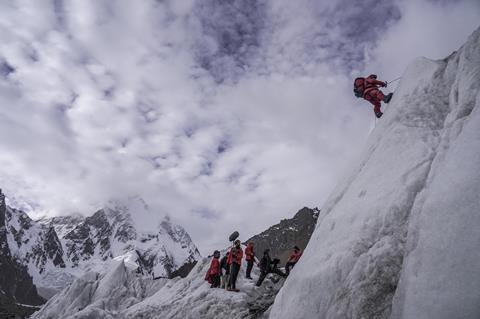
[353,77,365,98]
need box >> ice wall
[269,27,480,319]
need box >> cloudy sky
[0,0,479,254]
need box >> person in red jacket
[353,74,393,118]
[285,246,303,276]
[245,242,256,279]
[227,239,243,292]
[205,250,221,288]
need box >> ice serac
[269,27,480,319]
[31,260,167,319]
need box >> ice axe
[388,76,402,83]
[385,77,401,87]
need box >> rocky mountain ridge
[1,190,201,302]
[247,207,319,264]
[0,189,45,318]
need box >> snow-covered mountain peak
[38,214,85,238]
[58,201,201,276]
[104,196,165,233]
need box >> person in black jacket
[255,249,286,287]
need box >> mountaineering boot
[375,111,383,118]
[383,93,393,103]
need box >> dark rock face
[44,226,65,268]
[65,209,114,264]
[247,207,319,264]
[0,189,45,318]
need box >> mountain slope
[269,27,480,319]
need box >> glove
[375,111,383,118]
[382,81,388,87]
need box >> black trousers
[256,267,286,286]
[229,263,241,289]
[285,261,296,275]
[246,259,254,278]
[211,274,220,288]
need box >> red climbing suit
[205,257,220,284]
[245,243,254,261]
[227,246,243,265]
[288,250,303,263]
[362,75,387,114]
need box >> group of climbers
[205,241,303,292]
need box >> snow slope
[269,27,480,319]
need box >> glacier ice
[269,27,480,319]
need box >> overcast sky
[0,0,479,254]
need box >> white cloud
[0,0,478,254]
